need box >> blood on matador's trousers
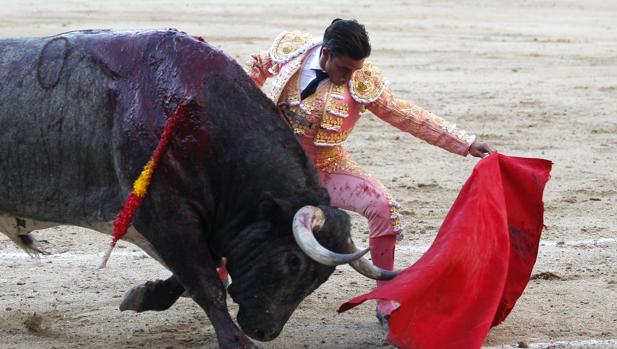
[300,138,404,316]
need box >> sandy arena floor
[1,1,616,348]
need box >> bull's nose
[255,330,268,341]
[249,328,280,342]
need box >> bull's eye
[283,253,303,274]
[288,254,300,268]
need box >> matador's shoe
[376,311,390,333]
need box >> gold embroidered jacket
[244,31,476,155]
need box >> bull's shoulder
[268,31,318,65]
[349,61,388,104]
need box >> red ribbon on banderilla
[99,100,190,268]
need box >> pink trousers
[301,139,401,315]
[319,171,403,240]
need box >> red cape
[338,153,552,349]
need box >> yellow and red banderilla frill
[99,101,189,268]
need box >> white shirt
[299,45,327,91]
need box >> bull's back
[0,33,120,223]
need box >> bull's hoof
[17,234,52,256]
[119,283,150,312]
[119,279,182,312]
[219,335,258,349]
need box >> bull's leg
[0,214,55,256]
[135,214,255,349]
[119,275,184,312]
[158,241,254,348]
[13,233,50,255]
[120,257,230,312]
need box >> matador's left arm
[351,62,477,156]
[366,87,476,156]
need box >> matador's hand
[469,139,496,158]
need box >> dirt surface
[1,1,616,348]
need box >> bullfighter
[244,18,495,329]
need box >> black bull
[0,30,392,348]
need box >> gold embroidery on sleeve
[269,31,320,65]
[349,61,387,104]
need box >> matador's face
[320,47,365,86]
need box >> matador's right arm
[244,31,316,88]
[243,50,275,87]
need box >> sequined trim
[349,61,387,104]
[326,98,349,118]
[320,113,344,131]
[387,196,405,240]
[376,89,476,148]
[267,65,280,75]
[282,74,323,135]
[424,110,476,145]
[314,129,351,146]
[298,103,312,115]
[305,86,354,145]
[243,50,266,76]
[287,113,312,135]
[314,85,351,134]
[314,158,405,240]
[313,148,406,240]
[244,50,277,87]
[269,31,321,65]
[311,146,362,174]
[268,56,304,103]
[268,48,361,147]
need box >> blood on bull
[0,29,396,348]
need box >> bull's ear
[317,186,331,203]
[258,192,293,220]
[314,205,353,253]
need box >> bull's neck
[212,216,272,277]
[207,205,258,260]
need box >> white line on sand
[1,238,615,261]
[397,238,617,253]
[539,238,616,247]
[0,251,146,260]
[485,338,617,348]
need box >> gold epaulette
[269,31,318,65]
[349,61,387,104]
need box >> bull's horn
[293,206,369,266]
[349,256,399,280]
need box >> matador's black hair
[322,18,371,60]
